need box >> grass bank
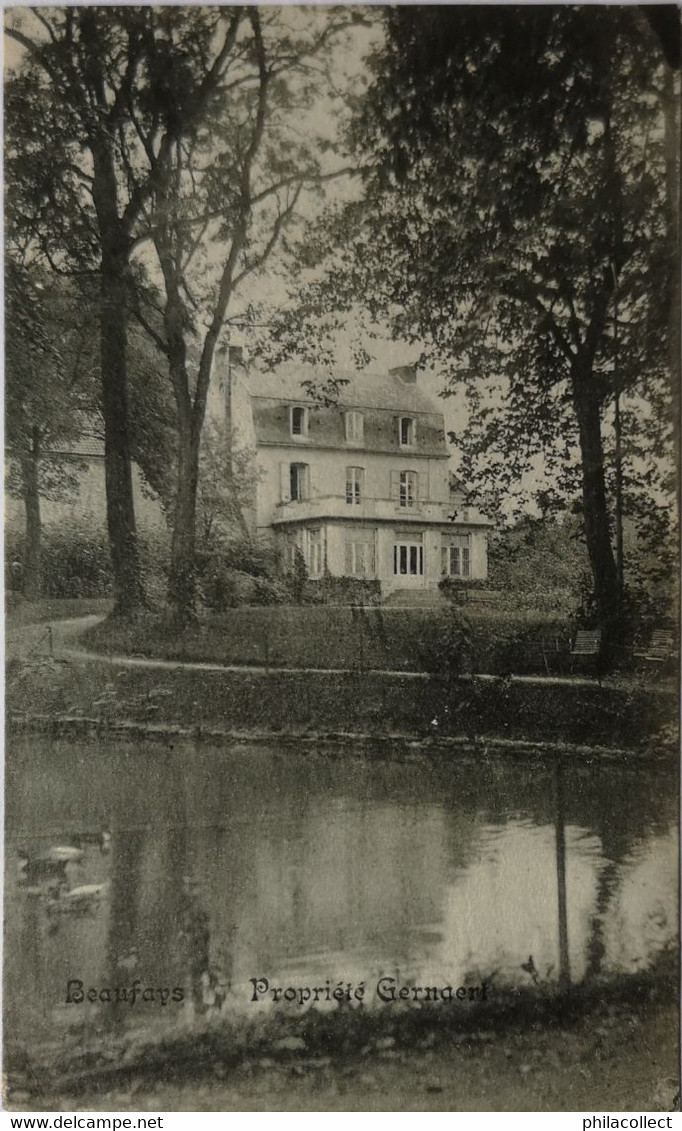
[7,655,676,753]
[83,605,573,675]
[6,952,679,1112]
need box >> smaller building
[5,419,166,537]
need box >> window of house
[308,528,324,577]
[399,470,417,508]
[344,534,376,578]
[290,405,308,438]
[345,411,364,443]
[441,533,471,578]
[393,542,424,576]
[290,462,309,502]
[399,416,415,447]
[346,466,364,505]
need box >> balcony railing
[271,493,452,525]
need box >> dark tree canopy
[271,5,678,624]
[6,5,362,621]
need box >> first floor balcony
[269,493,488,528]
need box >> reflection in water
[555,761,570,988]
[4,738,677,1059]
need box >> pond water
[4,737,678,1060]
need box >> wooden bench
[570,629,602,680]
[635,630,676,665]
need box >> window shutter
[390,470,401,503]
[280,463,290,502]
[418,472,428,504]
[441,546,449,576]
[302,464,310,500]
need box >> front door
[393,541,424,587]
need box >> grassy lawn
[82,604,572,674]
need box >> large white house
[216,350,492,596]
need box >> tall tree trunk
[161,275,201,623]
[663,66,680,509]
[20,425,42,599]
[100,246,145,617]
[92,145,145,618]
[572,364,620,625]
[168,424,200,622]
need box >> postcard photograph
[3,2,680,1115]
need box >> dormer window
[399,416,415,447]
[345,411,364,443]
[290,405,308,438]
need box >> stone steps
[382,588,447,607]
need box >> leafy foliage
[5,261,96,473]
[488,517,590,596]
[6,522,112,599]
[415,606,473,678]
[126,8,363,618]
[196,422,260,550]
[267,7,678,623]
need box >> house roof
[48,431,105,458]
[247,366,444,416]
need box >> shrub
[301,576,382,606]
[37,524,113,598]
[201,565,290,610]
[198,535,292,608]
[208,534,281,580]
[414,606,473,677]
[288,547,308,604]
[251,576,289,605]
[492,622,574,676]
[202,567,251,610]
[438,576,487,603]
[6,522,173,602]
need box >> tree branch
[131,302,170,359]
[503,276,577,363]
[233,184,303,288]
[250,164,357,207]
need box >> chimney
[225,345,247,459]
[389,363,417,384]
